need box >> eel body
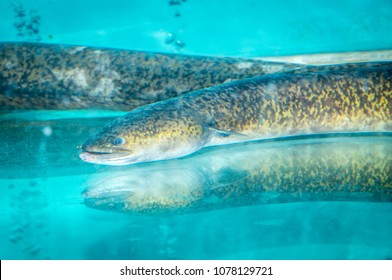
[83,136,392,214]
[0,42,300,111]
[80,61,392,166]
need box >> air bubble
[42,126,53,137]
[164,32,176,44]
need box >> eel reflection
[83,135,392,215]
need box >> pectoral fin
[208,127,247,138]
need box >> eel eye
[112,137,126,146]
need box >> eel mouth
[82,150,112,155]
[79,146,137,165]
[83,189,132,211]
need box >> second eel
[0,42,300,111]
[2,42,392,111]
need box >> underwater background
[1,0,392,259]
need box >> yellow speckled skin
[81,61,392,165]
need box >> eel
[0,42,301,111]
[80,61,392,166]
[83,136,392,214]
[2,42,392,111]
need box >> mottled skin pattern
[83,137,392,214]
[81,61,392,165]
[195,61,392,138]
[0,42,301,110]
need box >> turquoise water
[1,0,392,260]
[1,0,392,56]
